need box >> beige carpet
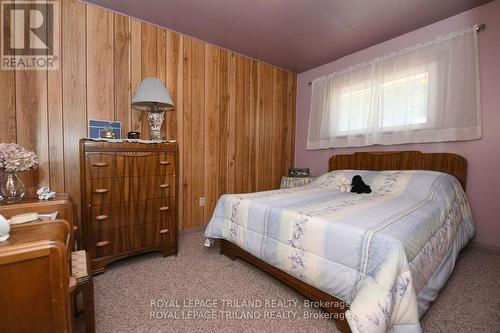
[94,232,500,332]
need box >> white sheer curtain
[307,27,481,149]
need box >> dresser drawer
[142,218,176,248]
[91,220,175,259]
[156,153,175,175]
[86,152,175,179]
[89,197,174,232]
[91,226,131,259]
[86,174,174,205]
[86,153,115,178]
[155,213,176,245]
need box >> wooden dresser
[80,139,178,273]
[0,221,73,333]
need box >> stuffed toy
[350,175,372,194]
[336,176,352,192]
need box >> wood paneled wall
[0,0,296,230]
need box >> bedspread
[204,170,474,333]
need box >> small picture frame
[288,168,310,177]
[88,120,122,139]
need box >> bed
[204,151,473,333]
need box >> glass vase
[0,171,26,203]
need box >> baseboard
[179,225,206,236]
[469,241,500,255]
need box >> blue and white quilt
[204,170,474,333]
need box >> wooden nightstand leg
[82,279,95,333]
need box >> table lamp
[131,77,175,140]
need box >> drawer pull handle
[160,161,170,165]
[96,241,110,247]
[94,189,109,194]
[92,162,108,167]
[159,206,170,211]
[95,215,109,221]
[159,228,170,234]
[159,184,170,189]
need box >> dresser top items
[80,139,177,152]
[84,138,177,145]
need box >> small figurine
[336,176,352,192]
[0,214,10,241]
[100,123,116,139]
[37,186,56,200]
[350,175,372,194]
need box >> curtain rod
[308,23,486,86]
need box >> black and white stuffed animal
[350,175,372,194]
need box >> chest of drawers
[80,140,178,273]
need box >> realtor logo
[1,1,59,70]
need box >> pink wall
[295,1,500,250]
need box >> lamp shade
[131,77,175,111]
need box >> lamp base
[147,111,165,140]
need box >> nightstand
[280,176,315,188]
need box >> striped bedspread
[204,170,474,333]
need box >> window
[379,71,430,129]
[336,65,436,135]
[307,27,481,149]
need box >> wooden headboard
[328,151,467,190]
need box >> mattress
[204,170,474,333]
